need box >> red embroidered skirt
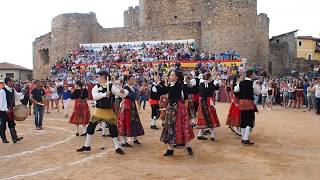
[160,101,195,145]
[69,100,90,125]
[196,97,220,129]
[226,100,241,127]
[117,99,144,137]
[159,96,168,121]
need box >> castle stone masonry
[33,0,269,79]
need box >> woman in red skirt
[69,81,90,136]
[196,72,220,142]
[117,75,145,147]
[226,94,241,136]
[156,70,195,156]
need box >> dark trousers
[151,104,160,119]
[240,110,255,128]
[34,104,44,128]
[316,98,320,114]
[87,121,118,138]
[0,111,16,140]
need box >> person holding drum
[0,77,25,143]
[30,80,46,130]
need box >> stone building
[33,0,270,79]
[270,30,320,75]
[0,62,33,82]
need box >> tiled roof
[0,62,32,71]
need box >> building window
[276,39,280,43]
[308,55,312,60]
[299,41,302,46]
[39,48,49,65]
[6,73,14,79]
[174,16,177,19]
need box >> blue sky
[0,0,319,69]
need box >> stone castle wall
[33,0,270,79]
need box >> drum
[13,104,28,121]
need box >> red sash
[149,99,159,105]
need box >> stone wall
[33,32,51,79]
[93,22,201,44]
[200,0,258,66]
[270,41,289,75]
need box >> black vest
[96,84,114,109]
[239,80,254,100]
[150,84,160,100]
[3,87,15,108]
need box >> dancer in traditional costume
[196,72,220,142]
[157,70,195,156]
[149,79,160,130]
[69,81,90,136]
[234,70,258,145]
[118,75,145,147]
[226,94,241,136]
[77,71,126,154]
[191,71,200,114]
[184,75,196,127]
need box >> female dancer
[196,72,220,141]
[118,75,145,147]
[156,70,195,156]
[69,81,90,136]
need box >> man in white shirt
[0,79,9,143]
[1,77,24,143]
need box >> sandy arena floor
[0,101,319,180]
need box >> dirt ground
[0,101,320,180]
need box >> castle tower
[257,13,270,71]
[138,0,200,26]
[124,6,140,27]
[200,0,258,64]
[50,12,99,63]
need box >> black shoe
[2,139,9,143]
[115,148,125,155]
[134,140,141,145]
[102,134,111,137]
[76,146,91,152]
[197,136,208,140]
[186,147,193,156]
[80,133,87,136]
[122,143,133,147]
[96,128,102,131]
[16,137,23,142]
[210,137,215,142]
[204,129,211,134]
[163,149,174,156]
[151,125,159,130]
[76,133,79,136]
[10,128,19,143]
[241,140,255,145]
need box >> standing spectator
[288,83,296,108]
[266,82,275,110]
[62,85,72,118]
[261,82,268,109]
[253,80,261,106]
[30,80,46,130]
[296,81,304,109]
[282,82,289,108]
[43,83,51,113]
[307,83,315,111]
[139,81,148,110]
[50,83,60,112]
[314,79,320,115]
[303,80,310,107]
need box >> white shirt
[315,84,320,98]
[234,78,259,94]
[4,85,24,101]
[0,89,8,111]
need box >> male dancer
[234,70,258,145]
[149,77,161,130]
[77,71,127,154]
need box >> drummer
[0,77,25,143]
[30,80,46,130]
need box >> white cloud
[0,0,318,69]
